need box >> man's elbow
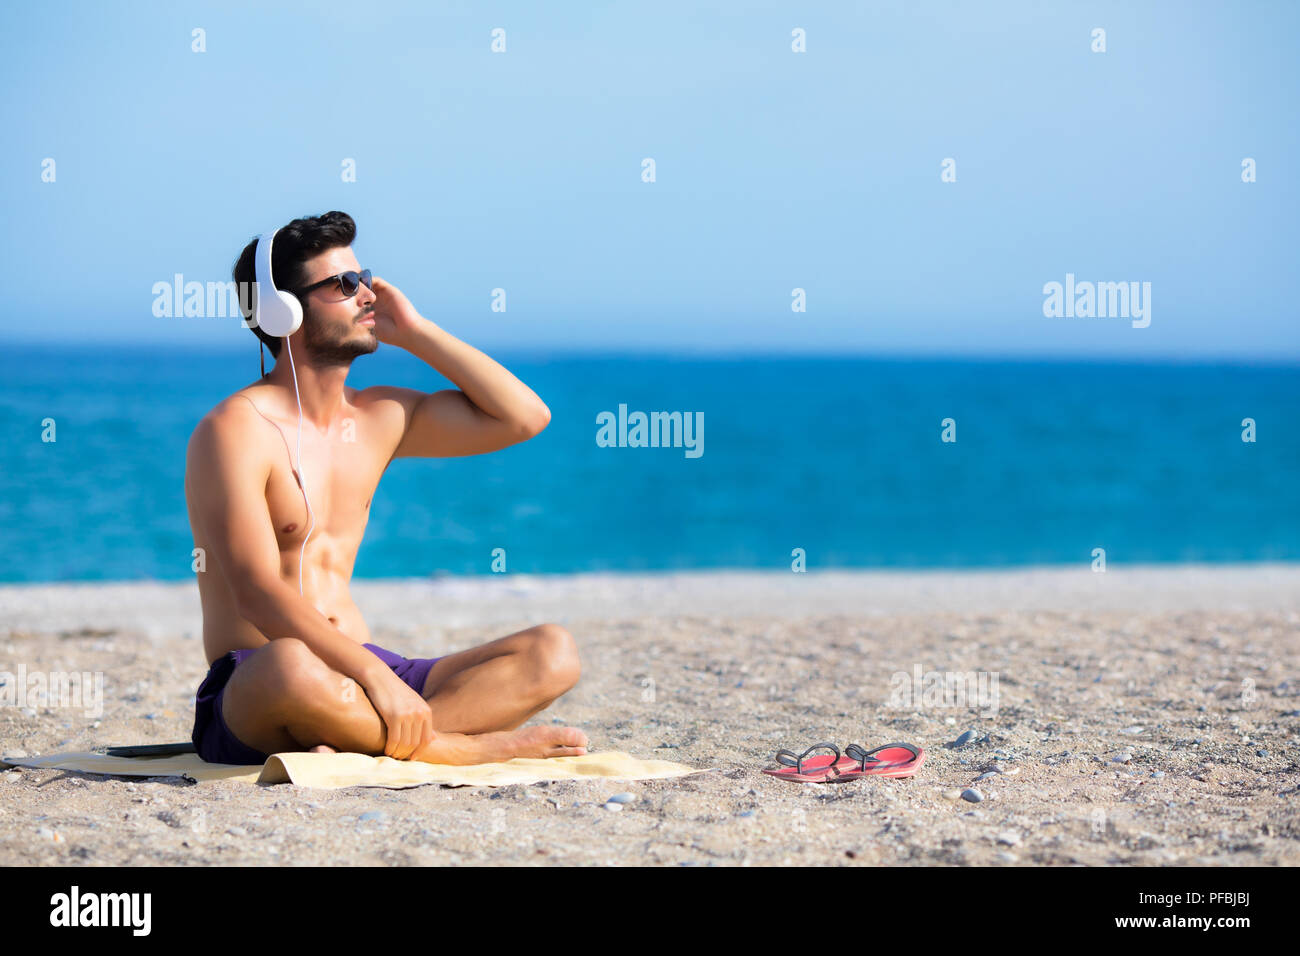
[516,404,551,439]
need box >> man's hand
[364,667,436,760]
[369,276,425,348]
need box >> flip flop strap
[774,742,842,775]
[845,742,920,767]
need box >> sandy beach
[2,565,1298,867]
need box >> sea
[1,344,1297,583]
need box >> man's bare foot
[405,725,589,765]
[507,726,588,759]
[308,744,337,754]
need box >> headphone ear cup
[276,290,303,336]
[254,286,303,337]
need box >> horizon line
[2,338,1297,368]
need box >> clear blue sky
[2,0,1297,359]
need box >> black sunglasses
[294,268,373,299]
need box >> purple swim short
[191,642,443,765]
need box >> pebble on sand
[606,792,635,804]
[961,788,984,803]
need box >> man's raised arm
[363,276,551,459]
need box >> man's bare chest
[263,432,388,551]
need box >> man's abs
[196,564,372,666]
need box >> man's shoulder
[346,384,425,427]
[187,387,277,458]
[341,386,425,459]
[347,383,418,408]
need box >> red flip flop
[761,742,855,784]
[835,742,925,779]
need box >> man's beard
[301,312,378,367]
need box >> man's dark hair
[232,211,357,359]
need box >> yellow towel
[1,749,712,790]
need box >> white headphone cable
[283,336,316,597]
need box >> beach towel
[0,749,712,790]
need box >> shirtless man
[187,211,588,765]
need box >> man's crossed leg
[220,623,587,765]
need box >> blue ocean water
[1,345,1297,583]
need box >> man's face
[295,246,379,366]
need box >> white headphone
[253,229,304,337]
[252,228,315,597]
